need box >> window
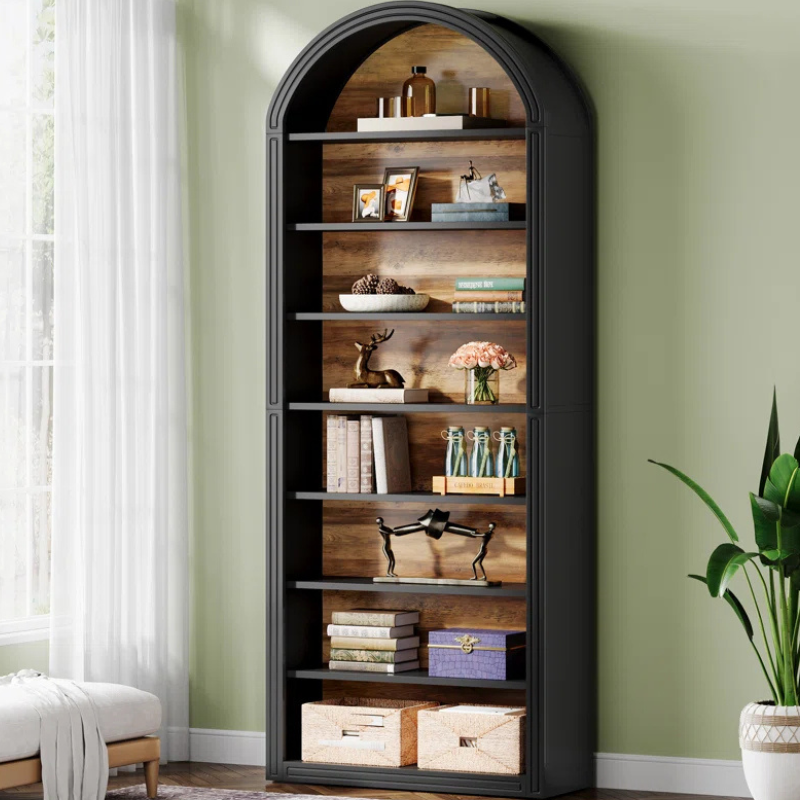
[0,0,55,643]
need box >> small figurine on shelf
[457,160,507,203]
[375,508,498,585]
[349,329,405,388]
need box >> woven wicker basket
[301,697,438,767]
[417,703,526,774]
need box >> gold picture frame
[352,184,385,222]
[382,167,419,222]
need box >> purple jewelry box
[428,628,526,681]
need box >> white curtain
[51,0,189,761]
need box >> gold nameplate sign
[431,476,526,498]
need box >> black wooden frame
[266,3,595,796]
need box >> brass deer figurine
[349,329,405,388]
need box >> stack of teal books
[452,277,526,313]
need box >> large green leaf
[761,389,781,496]
[764,454,800,512]
[706,543,759,597]
[688,574,754,640]
[649,460,739,542]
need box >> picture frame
[382,167,419,222]
[352,184,385,222]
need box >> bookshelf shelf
[287,577,528,597]
[287,312,527,321]
[288,221,526,232]
[288,491,527,505]
[266,4,594,797]
[288,667,526,690]
[288,402,529,413]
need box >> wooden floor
[0,762,738,800]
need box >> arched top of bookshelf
[266,1,591,136]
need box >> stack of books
[327,608,421,673]
[326,415,412,494]
[452,277,526,314]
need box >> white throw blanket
[0,671,108,800]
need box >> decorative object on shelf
[418,704,526,774]
[468,426,494,477]
[339,293,430,312]
[374,508,498,585]
[650,391,800,800]
[450,276,526,314]
[494,427,520,479]
[428,628,526,681]
[377,96,402,118]
[457,161,507,203]
[402,66,436,117]
[453,301,525,314]
[301,698,437,767]
[468,87,491,118]
[432,475,526,498]
[443,426,468,477]
[356,114,505,132]
[352,184,385,222]
[349,329,405,388]
[383,167,419,221]
[449,341,517,405]
[329,387,429,403]
[431,201,524,223]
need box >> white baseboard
[188,730,750,797]
[596,752,750,797]
[189,728,266,766]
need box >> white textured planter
[740,703,800,800]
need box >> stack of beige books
[327,608,420,673]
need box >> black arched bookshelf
[265,3,595,796]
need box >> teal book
[455,277,526,291]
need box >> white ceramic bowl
[339,294,430,312]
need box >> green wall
[178,0,800,759]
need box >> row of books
[326,415,412,494]
[327,608,421,674]
[452,276,526,314]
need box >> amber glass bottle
[402,66,436,117]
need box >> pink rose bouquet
[449,341,516,404]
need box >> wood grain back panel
[322,140,526,223]
[322,323,527,404]
[322,591,526,668]
[322,501,527,583]
[326,24,527,131]
[322,230,527,312]
[321,681,527,708]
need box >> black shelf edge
[287,402,528,413]
[287,128,528,143]
[287,221,527,232]
[283,761,526,796]
[288,491,527,506]
[287,312,527,321]
[288,667,526,690]
[287,577,527,597]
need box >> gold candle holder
[469,87,491,118]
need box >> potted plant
[651,392,800,800]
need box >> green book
[330,648,419,663]
[455,277,525,291]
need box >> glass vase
[465,368,499,405]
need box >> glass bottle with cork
[402,66,436,117]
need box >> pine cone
[376,277,400,295]
[351,274,379,294]
[399,285,416,295]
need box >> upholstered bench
[0,681,162,797]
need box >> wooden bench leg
[144,759,159,798]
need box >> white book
[372,416,412,494]
[331,608,420,626]
[357,116,505,132]
[329,635,420,651]
[336,416,348,492]
[329,388,429,404]
[328,660,420,673]
[346,418,361,493]
[360,415,373,493]
[327,623,415,638]
[326,415,338,493]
